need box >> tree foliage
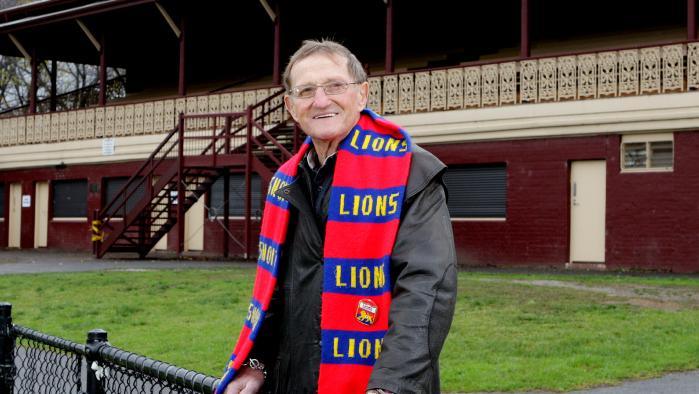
[0,55,125,115]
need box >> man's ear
[358,81,369,110]
[284,95,298,121]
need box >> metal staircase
[93,89,297,259]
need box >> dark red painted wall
[426,131,699,273]
[0,159,262,257]
[606,132,699,273]
[19,181,35,249]
[203,220,261,256]
[1,161,152,252]
[428,135,612,267]
[2,130,698,272]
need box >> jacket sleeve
[367,179,458,393]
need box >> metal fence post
[0,303,15,394]
[86,329,108,394]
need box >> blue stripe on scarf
[320,329,388,366]
[244,299,266,341]
[257,235,281,274]
[341,126,410,158]
[328,186,404,223]
[323,257,391,296]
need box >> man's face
[284,53,368,143]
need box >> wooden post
[49,60,57,112]
[245,106,253,259]
[222,168,230,258]
[520,0,530,58]
[223,116,232,258]
[178,16,186,97]
[29,53,37,114]
[177,113,185,255]
[690,0,697,40]
[385,0,394,74]
[99,36,106,106]
[273,2,281,85]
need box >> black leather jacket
[250,144,457,394]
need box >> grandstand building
[1,0,698,272]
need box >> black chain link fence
[0,303,221,394]
[12,325,83,394]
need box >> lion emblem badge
[355,299,378,326]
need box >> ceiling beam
[155,1,180,38]
[76,19,101,51]
[0,0,156,34]
[258,0,276,22]
[8,33,31,60]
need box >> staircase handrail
[226,88,287,141]
[95,88,289,258]
[182,112,246,158]
[250,125,292,165]
[98,124,179,226]
[248,93,293,162]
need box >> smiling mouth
[313,113,338,119]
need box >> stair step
[98,106,292,259]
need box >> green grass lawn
[1,268,698,392]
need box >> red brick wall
[606,132,699,273]
[426,131,699,273]
[0,160,261,258]
[203,220,261,256]
[1,161,146,252]
[19,181,36,249]
[2,131,698,272]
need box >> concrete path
[467,370,699,393]
[567,370,699,393]
[0,249,249,274]
[2,249,698,393]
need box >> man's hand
[223,366,264,394]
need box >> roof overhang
[0,0,155,34]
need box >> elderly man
[218,39,457,394]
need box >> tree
[0,55,125,115]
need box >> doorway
[570,161,606,263]
[8,183,22,248]
[34,181,49,248]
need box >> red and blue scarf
[217,109,412,394]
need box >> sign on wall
[102,138,115,156]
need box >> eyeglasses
[288,81,361,99]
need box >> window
[209,174,261,217]
[0,183,4,219]
[442,164,507,219]
[53,179,87,218]
[621,134,673,171]
[104,177,145,217]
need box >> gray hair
[282,39,367,91]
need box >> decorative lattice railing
[1,42,698,147]
[368,42,699,114]
[0,87,286,147]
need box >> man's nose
[311,87,332,106]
